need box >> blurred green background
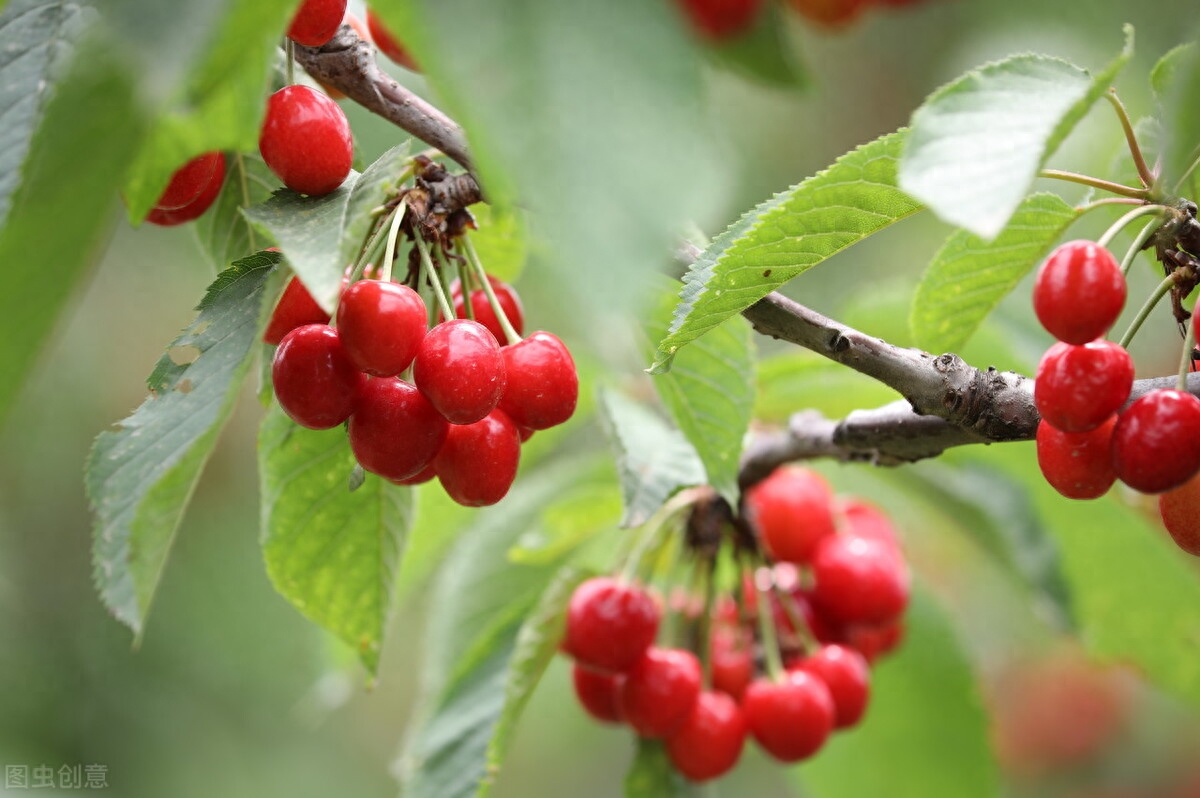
[2,0,1199,796]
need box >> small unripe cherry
[1111,389,1200,494]
[665,691,748,782]
[1034,340,1134,433]
[433,409,521,506]
[271,324,363,429]
[1033,240,1126,345]
[1036,416,1118,500]
[564,577,659,674]
[1158,471,1200,556]
[259,85,353,197]
[348,378,448,481]
[744,466,836,564]
[287,0,348,47]
[336,280,428,376]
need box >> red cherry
[259,85,353,196]
[572,664,624,724]
[674,0,762,40]
[434,409,521,506]
[665,691,748,782]
[336,280,428,376]
[843,619,905,663]
[710,625,754,702]
[497,332,578,430]
[367,9,420,71]
[1159,471,1200,556]
[564,577,659,674]
[1112,389,1200,494]
[786,0,866,28]
[287,0,348,46]
[790,589,845,645]
[1036,415,1118,500]
[794,644,870,729]
[618,647,702,738]
[264,275,331,345]
[744,466,836,564]
[414,320,507,424]
[271,324,364,429]
[448,276,525,345]
[152,151,225,211]
[811,534,909,626]
[145,154,226,226]
[1033,240,1126,345]
[347,378,448,481]
[389,461,436,486]
[1034,340,1134,433]
[742,671,835,762]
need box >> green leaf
[242,177,360,312]
[597,387,706,528]
[88,252,278,635]
[706,2,806,90]
[651,129,921,371]
[1151,42,1196,103]
[648,283,757,507]
[910,192,1080,352]
[899,26,1133,239]
[193,152,278,271]
[467,203,528,284]
[1156,40,1200,189]
[798,589,1001,798]
[624,740,695,798]
[755,351,900,422]
[258,404,413,675]
[336,141,412,272]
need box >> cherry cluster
[674,0,928,41]
[562,467,908,782]
[267,268,578,507]
[1032,240,1200,555]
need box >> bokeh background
[1,0,1198,796]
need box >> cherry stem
[379,201,408,284]
[1096,204,1166,250]
[235,153,257,253]
[1039,169,1149,200]
[1178,315,1196,392]
[1120,217,1166,277]
[459,235,522,345]
[771,582,818,653]
[697,557,716,689]
[413,232,455,320]
[1076,197,1147,214]
[1119,272,1178,350]
[1173,147,1200,194]
[285,38,296,86]
[1105,89,1155,188]
[752,563,785,683]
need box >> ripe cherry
[744,466,836,564]
[1111,389,1200,494]
[347,378,448,481]
[152,151,225,211]
[389,461,436,486]
[674,0,762,40]
[665,691,747,782]
[434,409,521,506]
[287,0,347,46]
[571,664,624,724]
[843,619,905,663]
[1034,340,1134,433]
[794,644,870,729]
[271,324,363,429]
[449,275,524,345]
[367,9,420,71]
[497,332,578,430]
[618,647,702,738]
[838,498,901,552]
[264,275,331,345]
[710,625,753,702]
[1036,415,1118,500]
[742,671,835,762]
[1033,240,1126,345]
[811,534,909,626]
[259,85,353,196]
[414,319,506,424]
[1158,472,1200,557]
[336,280,428,376]
[564,577,659,674]
[145,154,226,226]
[786,0,866,28]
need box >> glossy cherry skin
[572,664,624,724]
[675,0,762,40]
[145,154,226,226]
[153,151,225,210]
[744,466,836,565]
[367,9,420,71]
[811,534,909,626]
[618,647,702,739]
[1111,389,1200,494]
[347,378,449,481]
[1036,415,1118,500]
[1033,240,1126,345]
[564,577,660,674]
[336,280,428,376]
[742,671,835,762]
[264,275,331,345]
[389,461,435,486]
[665,691,748,782]
[449,275,525,345]
[1034,340,1134,433]
[497,331,578,430]
[710,625,753,702]
[1159,472,1200,557]
[287,0,347,46]
[434,409,521,506]
[271,324,364,429]
[839,498,901,552]
[794,644,870,729]
[259,85,353,196]
[414,319,507,424]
